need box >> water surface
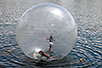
[0,0,102,68]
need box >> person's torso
[49,38,53,42]
[41,53,49,57]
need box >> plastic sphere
[16,3,77,60]
[8,50,10,53]
[80,59,82,62]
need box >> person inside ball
[46,35,55,52]
[39,51,55,60]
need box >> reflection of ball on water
[16,3,77,60]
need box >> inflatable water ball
[16,3,77,60]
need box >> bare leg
[49,56,55,59]
[48,45,52,52]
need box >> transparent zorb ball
[16,3,77,60]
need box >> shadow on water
[13,52,89,68]
[15,56,73,68]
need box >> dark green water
[0,0,102,68]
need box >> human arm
[46,36,49,40]
[52,37,55,41]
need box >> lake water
[0,0,102,68]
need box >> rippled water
[0,0,102,68]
